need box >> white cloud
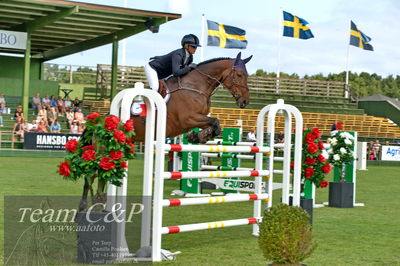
[167,0,190,15]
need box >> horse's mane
[197,57,232,67]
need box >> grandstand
[1,64,399,149]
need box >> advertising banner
[0,30,27,50]
[381,145,400,161]
[24,132,81,150]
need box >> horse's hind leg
[187,118,221,144]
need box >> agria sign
[0,30,27,50]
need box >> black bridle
[192,66,249,98]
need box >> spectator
[64,96,72,111]
[384,141,390,146]
[373,140,381,160]
[0,93,6,108]
[13,117,25,141]
[0,101,5,127]
[37,120,48,133]
[336,121,343,130]
[47,106,57,124]
[13,105,24,121]
[37,105,47,125]
[32,93,41,114]
[56,96,65,116]
[331,121,343,131]
[0,101,6,114]
[22,119,29,132]
[367,140,374,160]
[65,108,74,128]
[369,150,376,160]
[78,122,85,134]
[50,95,58,109]
[27,120,38,132]
[42,94,51,110]
[276,130,284,143]
[50,119,61,133]
[70,121,79,134]
[246,129,256,142]
[74,108,85,124]
[72,97,80,112]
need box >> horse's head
[223,52,252,108]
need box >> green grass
[0,157,399,265]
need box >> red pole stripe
[168,226,181,234]
[170,172,183,179]
[249,194,258,200]
[250,170,259,176]
[169,144,182,151]
[248,218,257,224]
[168,199,181,206]
[250,146,260,152]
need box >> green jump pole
[22,33,31,117]
[110,36,118,100]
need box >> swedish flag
[207,20,247,49]
[283,11,314,40]
[350,21,373,51]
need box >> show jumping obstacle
[106,82,303,262]
[177,127,292,195]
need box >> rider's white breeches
[144,62,159,92]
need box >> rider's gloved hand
[189,63,197,69]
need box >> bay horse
[132,52,252,144]
[78,52,252,211]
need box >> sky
[48,0,400,77]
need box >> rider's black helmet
[181,34,202,48]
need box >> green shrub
[258,204,315,265]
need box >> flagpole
[200,14,205,62]
[276,8,283,93]
[121,0,128,80]
[344,19,351,99]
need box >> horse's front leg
[186,116,221,144]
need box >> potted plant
[57,112,136,263]
[291,128,331,223]
[258,203,315,265]
[327,131,355,208]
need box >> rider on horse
[144,34,201,94]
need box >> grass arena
[0,157,399,265]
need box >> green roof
[0,0,181,60]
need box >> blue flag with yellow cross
[282,11,314,40]
[207,20,247,49]
[349,21,373,51]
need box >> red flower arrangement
[57,113,135,186]
[291,128,331,188]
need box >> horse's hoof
[187,132,200,144]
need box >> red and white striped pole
[163,170,270,179]
[165,144,270,153]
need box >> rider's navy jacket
[149,48,193,79]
